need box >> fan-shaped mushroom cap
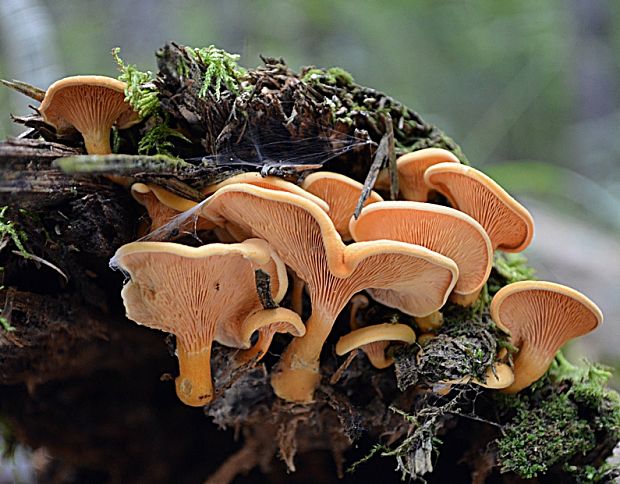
[424,163,534,252]
[111,238,288,407]
[301,171,383,240]
[131,183,211,233]
[202,172,330,213]
[39,76,140,155]
[336,323,416,369]
[350,201,492,306]
[375,148,460,201]
[198,184,458,402]
[490,281,603,393]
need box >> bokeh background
[0,2,619,476]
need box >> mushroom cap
[39,75,140,154]
[490,281,603,393]
[395,148,461,201]
[240,307,306,346]
[424,163,534,252]
[131,183,208,233]
[301,171,383,240]
[350,201,492,303]
[336,322,416,369]
[198,184,458,318]
[202,172,330,213]
[111,238,288,406]
[198,183,458,401]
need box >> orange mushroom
[335,323,416,369]
[39,75,140,155]
[111,238,297,407]
[130,183,210,234]
[424,163,534,252]
[490,281,603,393]
[375,148,460,201]
[198,184,458,402]
[301,171,383,240]
[350,201,492,306]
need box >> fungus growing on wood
[111,238,291,407]
[490,281,603,393]
[335,322,416,369]
[202,172,330,212]
[234,307,305,366]
[198,184,458,402]
[130,183,208,233]
[39,75,140,155]
[424,163,534,252]
[350,201,492,306]
[375,148,460,201]
[301,171,383,240]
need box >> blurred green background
[0,0,619,365]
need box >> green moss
[497,392,594,478]
[185,45,247,100]
[496,354,620,479]
[492,252,535,285]
[112,47,159,118]
[137,120,191,158]
[302,66,354,86]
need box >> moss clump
[302,66,354,86]
[112,48,159,119]
[393,311,507,390]
[137,120,191,158]
[185,45,247,100]
[496,354,620,479]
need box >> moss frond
[185,45,247,100]
[112,47,160,118]
[138,120,190,158]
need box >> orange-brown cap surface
[111,238,288,407]
[424,163,534,252]
[490,281,603,393]
[394,148,460,201]
[335,323,416,369]
[39,76,140,154]
[301,171,383,240]
[350,201,492,306]
[198,183,458,402]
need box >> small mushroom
[198,184,458,402]
[424,163,534,252]
[490,281,603,393]
[432,363,515,395]
[335,323,416,369]
[350,201,493,307]
[301,171,383,241]
[39,75,140,155]
[111,238,291,406]
[131,183,208,233]
[235,307,306,366]
[375,148,460,201]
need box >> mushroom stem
[235,330,274,366]
[175,340,214,407]
[82,126,113,155]
[504,342,552,394]
[271,309,332,403]
[415,311,443,332]
[449,288,482,307]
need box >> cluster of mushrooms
[29,75,603,407]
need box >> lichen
[112,47,160,118]
[495,353,620,479]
